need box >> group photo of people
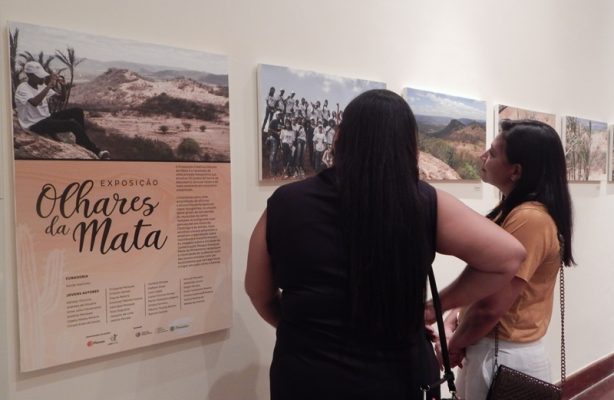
[257,64,385,181]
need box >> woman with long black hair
[440,119,575,399]
[246,89,525,400]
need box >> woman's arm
[447,206,553,356]
[433,189,526,312]
[448,277,526,353]
[245,210,281,327]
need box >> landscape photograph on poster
[497,104,556,130]
[258,63,385,181]
[9,21,229,162]
[403,88,486,180]
[564,117,608,181]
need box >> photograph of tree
[9,22,229,161]
[497,104,556,130]
[563,117,608,181]
[258,63,385,182]
[403,88,486,180]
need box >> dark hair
[488,119,575,266]
[334,89,430,343]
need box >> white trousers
[456,337,551,400]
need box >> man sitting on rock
[14,61,110,160]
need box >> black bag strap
[422,267,457,397]
[420,182,457,398]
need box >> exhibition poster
[9,21,231,371]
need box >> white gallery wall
[0,0,613,399]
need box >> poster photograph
[9,21,232,372]
[496,104,557,130]
[563,117,608,182]
[403,88,486,181]
[257,63,385,182]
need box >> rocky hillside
[447,122,486,145]
[13,125,97,160]
[69,68,228,111]
[431,119,466,138]
[418,151,461,180]
[74,59,229,86]
[432,119,485,144]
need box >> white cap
[24,61,49,79]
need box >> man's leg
[268,138,278,176]
[49,108,105,156]
[30,116,101,155]
[262,109,272,132]
[51,108,85,128]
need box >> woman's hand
[426,308,461,369]
[424,300,436,326]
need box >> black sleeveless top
[266,167,440,400]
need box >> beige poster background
[14,161,232,372]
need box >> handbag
[486,239,567,400]
[420,267,458,400]
[487,364,561,400]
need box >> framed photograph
[496,104,557,131]
[257,63,385,182]
[610,126,614,182]
[403,88,486,181]
[562,117,608,182]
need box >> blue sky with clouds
[10,21,227,74]
[403,87,486,121]
[258,64,385,117]
[572,117,608,133]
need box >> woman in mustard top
[438,119,575,399]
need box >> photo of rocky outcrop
[404,88,487,180]
[9,22,229,162]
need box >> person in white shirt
[262,86,277,133]
[312,123,327,172]
[14,61,109,159]
[265,112,283,177]
[280,119,296,177]
[284,92,296,117]
[322,119,336,168]
[293,100,302,119]
[324,119,336,149]
[293,117,307,176]
[322,99,331,121]
[311,100,323,122]
[276,89,286,113]
[301,98,310,117]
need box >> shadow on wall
[207,310,271,400]
[208,364,261,400]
